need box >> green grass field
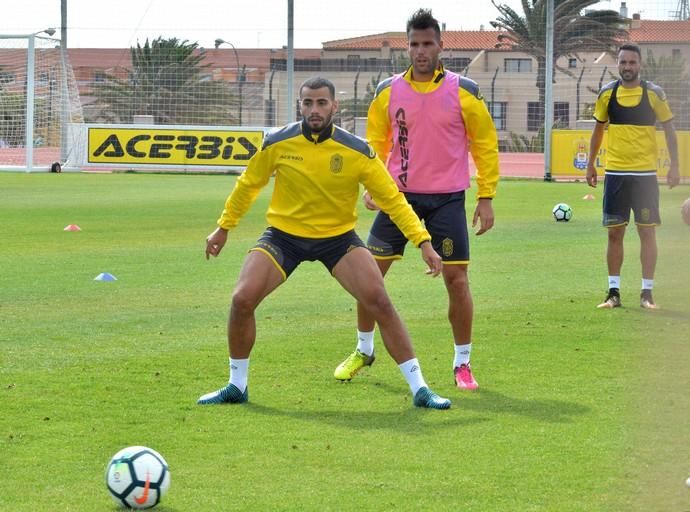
[1,173,688,511]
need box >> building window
[527,101,570,131]
[445,57,471,70]
[94,71,106,83]
[346,55,361,70]
[568,58,577,69]
[0,71,16,84]
[554,101,570,126]
[672,49,681,58]
[488,101,507,131]
[504,58,532,72]
[527,102,541,131]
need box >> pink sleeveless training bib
[387,70,470,193]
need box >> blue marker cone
[94,272,117,281]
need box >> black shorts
[602,173,660,227]
[251,227,365,280]
[367,191,469,263]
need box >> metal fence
[1,0,689,172]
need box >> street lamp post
[214,38,243,126]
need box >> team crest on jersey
[330,154,343,173]
[442,238,454,257]
[640,208,651,222]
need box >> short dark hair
[299,77,335,99]
[618,43,641,59]
[406,8,441,40]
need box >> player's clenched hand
[362,190,380,211]
[473,198,494,236]
[420,241,442,277]
[205,227,228,259]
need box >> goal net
[0,34,83,171]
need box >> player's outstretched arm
[420,241,442,277]
[206,227,228,259]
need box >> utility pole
[287,0,294,123]
[60,0,69,163]
[543,0,554,181]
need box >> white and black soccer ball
[552,203,573,222]
[106,446,170,509]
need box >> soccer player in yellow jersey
[586,43,679,310]
[334,9,499,390]
[197,77,451,409]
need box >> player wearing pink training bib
[334,8,500,390]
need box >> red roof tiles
[324,30,504,51]
[324,19,690,50]
[628,19,690,43]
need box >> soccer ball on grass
[106,446,170,509]
[552,203,573,222]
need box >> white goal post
[0,31,83,172]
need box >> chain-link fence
[0,33,83,170]
[1,0,688,172]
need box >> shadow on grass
[460,388,590,423]
[110,507,179,512]
[640,307,690,322]
[190,380,588,431]
[240,401,489,435]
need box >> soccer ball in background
[106,446,170,509]
[552,203,573,222]
[681,198,690,226]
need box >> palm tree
[90,37,237,125]
[491,0,628,126]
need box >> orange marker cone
[582,194,595,200]
[64,224,82,231]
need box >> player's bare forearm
[473,198,494,236]
[206,227,228,259]
[586,123,605,188]
[667,161,680,188]
[662,121,680,188]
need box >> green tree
[491,0,628,125]
[642,50,690,129]
[89,37,237,125]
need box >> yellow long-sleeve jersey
[217,121,431,247]
[367,66,499,199]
